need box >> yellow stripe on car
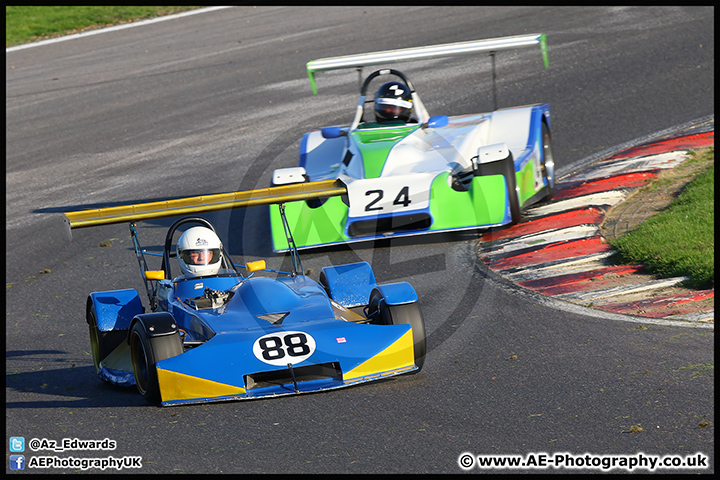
[157,368,246,403]
[343,329,415,382]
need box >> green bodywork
[516,155,538,207]
[270,196,349,251]
[270,172,513,251]
[427,173,509,231]
[351,125,421,179]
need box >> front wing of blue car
[155,320,416,406]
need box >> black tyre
[370,293,427,372]
[539,122,555,202]
[318,270,331,298]
[87,301,125,377]
[506,155,522,225]
[129,322,183,405]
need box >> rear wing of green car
[306,33,548,95]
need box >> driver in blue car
[176,226,224,277]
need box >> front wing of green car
[269,170,519,252]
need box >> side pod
[319,261,377,308]
[86,289,144,386]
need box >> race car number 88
[259,334,309,359]
[253,331,316,366]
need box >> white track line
[555,276,690,302]
[523,190,628,218]
[562,151,689,183]
[6,7,232,52]
[481,225,600,258]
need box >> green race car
[270,34,554,252]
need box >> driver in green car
[368,81,415,127]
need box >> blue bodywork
[88,259,422,406]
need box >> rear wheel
[129,322,183,405]
[506,156,522,225]
[539,122,555,202]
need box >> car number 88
[253,331,316,366]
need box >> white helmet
[176,226,223,277]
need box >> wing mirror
[321,126,346,139]
[246,260,267,273]
[145,270,165,280]
[427,115,448,128]
[272,167,307,185]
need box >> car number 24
[348,175,433,218]
[364,186,412,211]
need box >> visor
[376,97,412,109]
[180,248,221,265]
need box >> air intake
[348,213,431,237]
[244,362,343,390]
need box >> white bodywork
[272,166,307,185]
[296,105,539,220]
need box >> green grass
[6,6,199,47]
[610,148,714,289]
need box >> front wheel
[87,304,105,375]
[87,302,125,378]
[129,322,183,405]
[370,295,427,372]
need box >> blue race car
[66,189,425,407]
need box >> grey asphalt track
[6,7,714,474]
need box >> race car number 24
[253,331,316,366]
[365,186,411,211]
